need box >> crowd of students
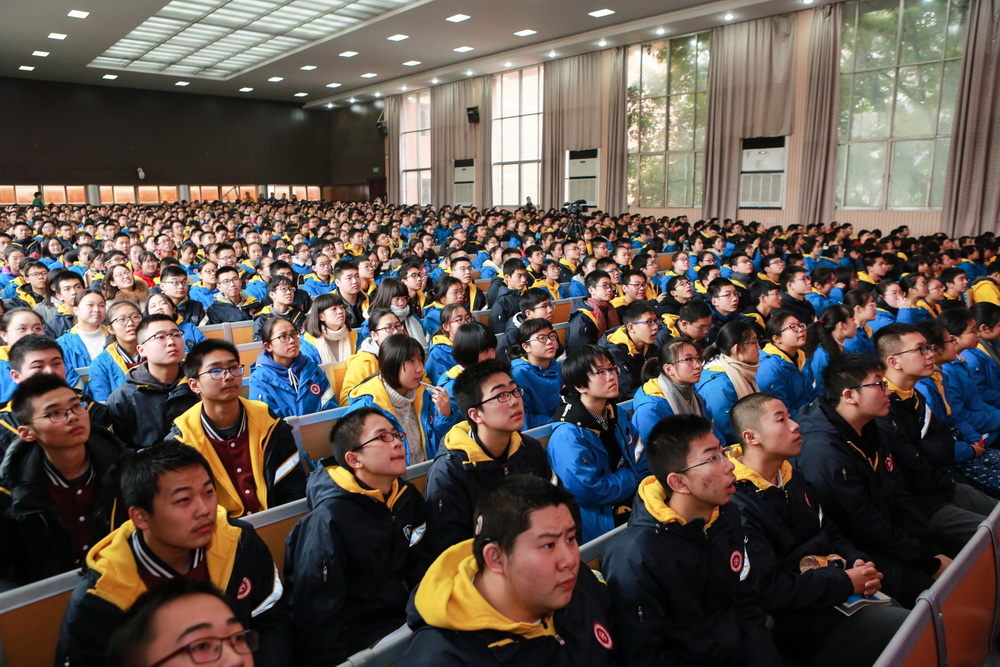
[1,196,999,665]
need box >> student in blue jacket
[56,290,109,381]
[433,321,497,439]
[842,289,878,357]
[425,303,473,384]
[696,320,761,446]
[900,274,933,325]
[509,318,562,429]
[0,308,48,402]
[249,316,336,420]
[421,276,466,335]
[939,308,1000,442]
[346,334,452,465]
[757,310,817,412]
[631,338,705,446]
[804,304,856,391]
[89,301,142,402]
[870,280,921,334]
[962,302,1000,409]
[546,345,645,543]
[145,292,205,352]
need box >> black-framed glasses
[140,330,185,345]
[448,316,475,325]
[677,447,731,473]
[374,322,405,334]
[352,430,406,451]
[160,280,187,287]
[629,318,659,329]
[31,402,87,424]
[476,386,525,406]
[268,333,298,344]
[110,314,142,326]
[669,355,703,367]
[851,380,889,392]
[893,345,934,357]
[527,332,559,344]
[198,365,245,380]
[149,629,258,667]
[588,365,623,380]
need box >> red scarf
[586,298,620,337]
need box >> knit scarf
[586,298,620,338]
[657,375,703,417]
[317,327,353,365]
[385,382,424,464]
[716,354,760,399]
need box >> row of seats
[0,398,630,667]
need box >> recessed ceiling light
[803,0,815,3]
[403,60,421,66]
[19,66,35,72]
[268,76,283,82]
[588,9,615,17]
[453,45,473,53]
[349,97,356,103]
[48,33,67,40]
[294,92,308,97]
[401,85,408,91]
[374,92,382,97]
[655,28,666,35]
[598,40,608,47]
[387,34,409,41]
[431,78,439,84]
[239,87,253,92]
[504,62,512,68]
[175,81,189,86]
[67,10,89,19]
[466,70,474,76]
[103,74,118,80]
[547,50,557,58]
[446,14,470,22]
[723,13,736,20]
[360,72,377,78]
[326,82,342,88]
[326,103,333,108]
[300,65,317,70]
[339,51,358,58]
[32,51,49,57]
[514,29,536,37]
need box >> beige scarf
[317,327,353,365]
[717,354,760,399]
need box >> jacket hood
[306,462,404,510]
[255,349,309,376]
[412,539,557,638]
[727,444,794,491]
[762,343,805,371]
[440,420,523,464]
[359,335,381,356]
[636,475,720,528]
[431,334,453,347]
[794,399,841,439]
[606,325,644,355]
[125,361,186,390]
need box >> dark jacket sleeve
[566,313,597,350]
[56,576,124,667]
[284,510,351,666]
[266,418,307,507]
[106,388,139,449]
[395,629,478,667]
[234,524,293,667]
[422,457,474,560]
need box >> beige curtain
[477,75,493,208]
[605,47,628,216]
[702,15,796,220]
[430,79,477,207]
[386,95,402,204]
[941,0,1000,236]
[541,52,603,210]
[798,4,842,225]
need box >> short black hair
[159,265,187,282]
[378,333,425,390]
[136,313,178,342]
[183,339,239,379]
[120,443,214,513]
[646,414,716,497]
[873,322,921,362]
[561,344,614,400]
[107,579,234,667]
[215,265,240,282]
[472,474,575,571]
[329,406,386,465]
[730,392,781,448]
[454,358,513,421]
[519,288,551,313]
[823,353,886,405]
[11,373,73,426]
[452,322,497,368]
[9,333,63,373]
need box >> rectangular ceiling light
[360,72,377,78]
[387,34,409,41]
[588,8,615,17]
[240,87,254,92]
[339,50,358,57]
[48,33,68,40]
[32,51,50,57]
[68,10,90,18]
[453,45,473,52]
[513,29,536,36]
[402,60,421,66]
[446,14,470,22]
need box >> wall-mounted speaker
[376,120,388,136]
[466,106,480,123]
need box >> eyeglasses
[218,278,240,286]
[140,330,184,345]
[893,344,934,357]
[627,282,647,290]
[161,280,186,287]
[404,272,426,280]
[149,629,258,667]
[448,316,475,325]
[781,323,807,334]
[111,314,142,326]
[352,430,406,451]
[268,333,298,344]
[26,271,48,279]
[851,380,889,392]
[715,291,738,299]
[476,386,525,406]
[630,318,659,329]
[374,322,405,334]
[589,365,623,380]
[198,365,246,380]
[31,402,87,424]
[677,447,731,473]
[528,332,559,344]
[669,355,703,367]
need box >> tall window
[400,90,431,205]
[492,66,542,207]
[626,33,710,208]
[837,0,967,210]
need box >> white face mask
[391,305,410,320]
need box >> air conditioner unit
[566,149,599,208]
[454,158,474,206]
[738,137,786,208]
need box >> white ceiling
[2,0,829,108]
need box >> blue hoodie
[757,343,817,412]
[942,356,1000,438]
[631,377,706,446]
[510,358,562,429]
[695,362,744,446]
[424,335,456,385]
[960,344,1000,409]
[248,351,336,420]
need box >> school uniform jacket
[398,539,617,667]
[345,374,443,465]
[0,387,111,458]
[695,363,743,447]
[284,464,429,666]
[249,351,336,420]
[206,293,261,324]
[598,326,654,402]
[757,343,817,413]
[603,477,778,666]
[510,358,562,429]
[423,421,551,559]
[165,398,306,517]
[56,506,290,667]
[57,325,110,377]
[106,363,200,450]
[960,343,1000,408]
[424,335,456,386]
[631,376,707,445]
[567,303,602,349]
[87,343,132,402]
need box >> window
[626,33,710,208]
[837,0,967,210]
[492,65,542,207]
[400,90,431,206]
